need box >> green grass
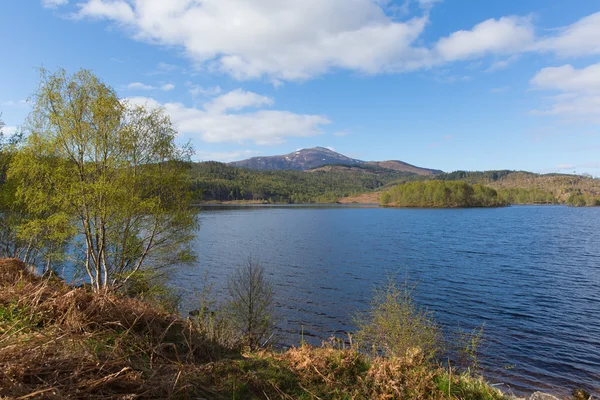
[0,302,44,335]
[436,372,508,400]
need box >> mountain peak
[296,146,337,154]
[312,146,335,151]
[229,147,361,171]
[228,147,441,175]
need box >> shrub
[189,272,240,350]
[227,258,276,349]
[354,276,443,362]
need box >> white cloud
[73,0,434,81]
[126,82,175,91]
[530,63,600,117]
[188,84,222,98]
[535,12,600,57]
[69,2,600,81]
[530,63,600,94]
[325,146,336,152]
[435,16,534,62]
[531,95,600,117]
[77,0,135,22]
[204,89,273,114]
[42,0,69,8]
[126,90,330,145]
[485,55,520,72]
[160,83,175,91]
[127,82,154,91]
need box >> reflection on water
[171,205,600,396]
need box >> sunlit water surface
[170,205,600,396]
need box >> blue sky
[1,0,599,174]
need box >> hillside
[188,163,600,206]
[433,171,600,206]
[189,161,414,203]
[367,160,442,176]
[229,147,440,175]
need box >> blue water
[171,205,600,396]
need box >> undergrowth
[0,258,515,399]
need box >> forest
[380,180,507,208]
[188,161,414,203]
[433,170,600,206]
[188,162,600,206]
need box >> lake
[170,205,600,396]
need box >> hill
[188,163,600,206]
[189,161,413,203]
[381,180,507,208]
[229,147,440,175]
[329,170,600,206]
[367,160,442,176]
[433,170,600,206]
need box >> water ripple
[171,205,600,397]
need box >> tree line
[430,170,600,206]
[380,180,507,208]
[187,164,600,206]
[189,161,413,203]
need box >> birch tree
[227,258,275,349]
[9,68,198,291]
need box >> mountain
[229,147,363,171]
[229,147,441,176]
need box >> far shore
[193,202,379,207]
[194,191,382,206]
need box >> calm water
[171,205,600,396]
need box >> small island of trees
[380,180,507,208]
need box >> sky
[1,0,599,174]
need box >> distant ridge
[366,161,442,176]
[228,147,441,176]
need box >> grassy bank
[0,258,517,399]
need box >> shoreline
[2,258,586,400]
